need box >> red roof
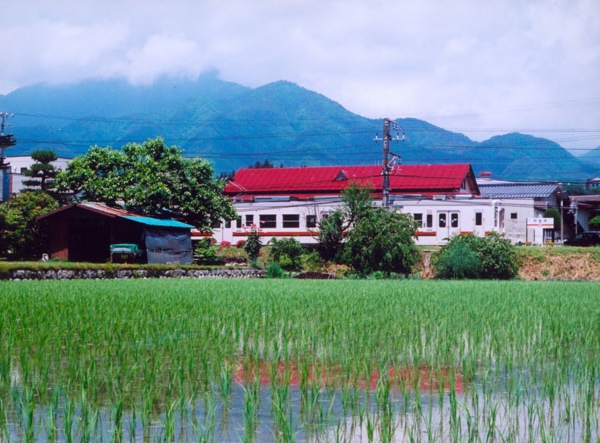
[224,164,478,199]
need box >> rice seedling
[0,279,598,442]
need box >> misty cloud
[0,0,598,151]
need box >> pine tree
[22,149,58,191]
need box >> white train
[204,195,554,247]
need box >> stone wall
[8,268,266,280]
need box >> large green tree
[317,182,374,263]
[343,208,419,277]
[56,138,236,229]
[0,190,59,259]
[317,183,419,276]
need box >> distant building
[476,176,567,243]
[586,177,600,191]
[1,155,71,198]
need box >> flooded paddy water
[1,279,599,442]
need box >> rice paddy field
[0,279,599,443]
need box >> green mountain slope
[1,77,597,181]
[580,146,600,170]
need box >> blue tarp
[143,228,193,265]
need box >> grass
[0,279,599,442]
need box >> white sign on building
[526,217,554,245]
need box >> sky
[1,0,599,153]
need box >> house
[476,178,568,243]
[568,195,600,232]
[37,202,194,264]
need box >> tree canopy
[343,208,419,277]
[317,183,419,276]
[0,190,59,260]
[55,138,236,229]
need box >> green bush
[434,233,520,280]
[243,229,262,265]
[317,209,346,262]
[302,250,324,272]
[269,237,304,270]
[343,208,419,277]
[266,261,285,278]
[194,239,223,265]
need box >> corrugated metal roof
[38,202,137,220]
[224,164,475,197]
[478,183,559,199]
[121,216,194,229]
[38,202,194,228]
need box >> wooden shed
[37,202,194,264]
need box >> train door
[436,210,461,243]
[473,210,486,237]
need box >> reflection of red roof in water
[233,361,464,393]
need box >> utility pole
[375,118,404,208]
[0,112,16,165]
[0,112,16,202]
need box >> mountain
[1,75,598,182]
[580,146,600,171]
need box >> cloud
[0,0,598,150]
[126,35,207,85]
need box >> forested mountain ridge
[1,74,597,181]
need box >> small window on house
[511,213,518,220]
[451,213,459,228]
[413,213,423,228]
[282,214,300,228]
[259,214,277,228]
[306,214,317,228]
[426,214,433,228]
[439,213,447,228]
[245,214,254,227]
[475,212,483,226]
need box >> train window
[260,214,277,228]
[413,213,423,228]
[426,214,433,228]
[283,214,300,228]
[475,212,483,226]
[451,213,459,228]
[511,213,518,220]
[236,217,242,229]
[439,213,447,228]
[225,220,231,229]
[306,215,317,228]
[245,214,254,227]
